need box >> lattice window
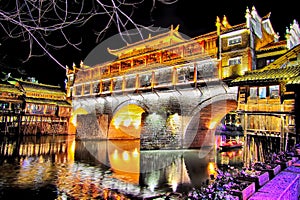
[228,36,242,46]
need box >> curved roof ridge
[107,25,187,57]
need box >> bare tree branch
[0,0,176,69]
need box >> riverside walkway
[249,161,300,200]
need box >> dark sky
[0,0,299,87]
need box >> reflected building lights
[148,178,158,192]
[207,162,217,177]
[123,118,132,127]
[122,151,129,161]
[167,162,179,192]
[113,149,118,160]
[132,148,139,158]
[171,180,178,192]
[209,121,217,129]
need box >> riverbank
[249,161,300,200]
[145,155,300,200]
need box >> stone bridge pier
[73,82,238,150]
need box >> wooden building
[67,6,299,98]
[230,44,300,150]
[0,76,72,136]
[65,6,300,143]
[67,25,220,99]
[0,79,23,134]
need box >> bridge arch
[108,100,149,139]
[184,94,238,148]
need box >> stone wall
[72,83,238,149]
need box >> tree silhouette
[0,0,178,69]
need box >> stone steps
[248,160,300,200]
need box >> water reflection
[0,135,245,199]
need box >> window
[228,57,242,65]
[228,36,242,46]
[113,78,123,90]
[102,80,111,92]
[259,87,266,99]
[75,85,82,96]
[84,84,90,95]
[140,73,152,87]
[93,82,100,93]
[269,85,279,99]
[250,87,257,99]
[238,86,246,103]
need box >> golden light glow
[172,180,178,192]
[207,162,217,177]
[71,107,89,127]
[132,148,139,158]
[123,118,132,127]
[113,117,122,129]
[113,149,118,160]
[122,151,129,161]
[67,136,76,163]
[108,140,140,184]
[109,104,145,139]
[167,113,181,133]
[209,121,217,129]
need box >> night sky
[0,0,299,87]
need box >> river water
[0,135,246,199]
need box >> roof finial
[216,16,221,35]
[222,15,231,28]
[245,6,251,28]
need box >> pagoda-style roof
[231,65,300,85]
[107,25,187,59]
[25,97,71,107]
[287,76,300,85]
[231,44,300,86]
[192,31,218,40]
[257,40,287,52]
[256,40,288,58]
[16,79,66,97]
[0,82,23,96]
[220,23,247,34]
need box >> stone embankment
[249,161,300,200]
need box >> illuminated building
[67,6,299,98]
[0,79,23,134]
[230,44,300,151]
[66,6,300,148]
[0,76,72,135]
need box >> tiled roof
[231,64,300,85]
[221,23,247,34]
[25,97,71,107]
[231,44,300,86]
[0,83,23,95]
[287,75,300,85]
[258,40,287,52]
[18,80,66,96]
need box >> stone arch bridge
[73,81,237,150]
